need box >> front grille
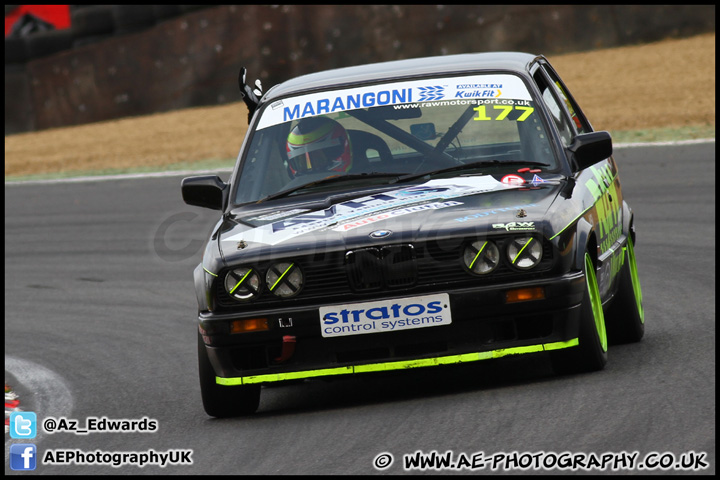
[345,244,417,291]
[214,236,555,311]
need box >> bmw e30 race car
[182,52,645,417]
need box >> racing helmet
[286,117,352,177]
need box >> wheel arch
[193,262,212,312]
[622,200,636,246]
[575,217,598,270]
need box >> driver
[286,117,352,177]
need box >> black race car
[182,52,644,417]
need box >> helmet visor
[287,137,343,172]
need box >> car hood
[218,174,566,263]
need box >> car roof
[262,51,541,103]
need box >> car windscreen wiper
[393,160,551,184]
[257,172,403,203]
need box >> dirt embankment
[4,33,715,178]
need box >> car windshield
[232,73,559,205]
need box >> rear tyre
[605,237,644,344]
[198,332,260,417]
[551,252,608,374]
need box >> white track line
[613,138,716,148]
[4,137,715,186]
[4,168,234,186]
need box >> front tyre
[551,252,608,374]
[605,237,644,344]
[198,332,260,417]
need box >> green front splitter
[216,338,579,386]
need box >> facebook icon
[10,444,37,471]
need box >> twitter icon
[10,412,37,439]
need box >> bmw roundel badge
[370,229,392,239]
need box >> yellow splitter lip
[216,338,579,386]
[318,293,452,338]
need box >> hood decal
[224,176,503,246]
[247,208,309,222]
[492,221,536,232]
[453,202,538,223]
[333,200,461,232]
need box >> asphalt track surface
[5,142,715,475]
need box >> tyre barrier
[5,383,22,434]
[70,5,115,38]
[25,28,74,60]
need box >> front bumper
[199,271,586,385]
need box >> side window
[533,70,573,147]
[541,65,591,134]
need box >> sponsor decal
[319,293,451,338]
[256,75,532,130]
[225,177,502,245]
[248,208,309,222]
[457,83,503,89]
[492,221,536,231]
[584,164,622,253]
[282,88,413,122]
[334,201,461,232]
[458,83,503,98]
[454,203,537,222]
[501,174,525,186]
[455,88,501,99]
[418,86,445,101]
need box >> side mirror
[181,175,227,211]
[567,131,612,171]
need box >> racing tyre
[551,252,608,374]
[604,237,644,344]
[198,332,260,417]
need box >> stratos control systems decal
[320,293,451,338]
[224,176,502,245]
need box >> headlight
[266,262,304,298]
[463,240,500,275]
[507,236,543,269]
[224,267,261,301]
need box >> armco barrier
[4,4,715,135]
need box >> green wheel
[551,252,608,374]
[605,237,644,344]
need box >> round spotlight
[463,240,500,275]
[507,237,543,269]
[225,267,261,301]
[266,262,303,298]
